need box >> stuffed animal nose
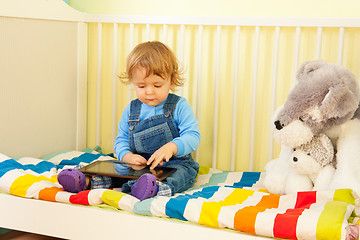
[274,120,283,130]
[293,157,298,162]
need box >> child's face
[132,66,173,106]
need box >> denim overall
[126,93,199,194]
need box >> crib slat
[268,26,280,165]
[112,23,118,145]
[211,25,221,169]
[316,27,322,59]
[196,25,203,119]
[96,22,102,146]
[338,27,345,65]
[146,24,151,41]
[129,23,134,101]
[178,24,185,97]
[293,27,301,84]
[249,26,260,171]
[162,24,168,44]
[194,25,203,162]
[230,26,240,172]
[129,23,134,52]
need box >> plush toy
[263,60,360,195]
[284,134,336,194]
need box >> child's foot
[131,173,158,200]
[57,169,86,193]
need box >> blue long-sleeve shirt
[114,96,200,163]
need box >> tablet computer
[78,160,176,181]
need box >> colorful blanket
[0,149,359,240]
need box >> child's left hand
[147,142,178,169]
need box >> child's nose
[145,86,154,94]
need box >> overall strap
[128,99,142,130]
[163,93,180,117]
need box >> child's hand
[147,142,178,169]
[122,152,147,170]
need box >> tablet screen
[78,161,176,181]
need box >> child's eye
[154,85,162,88]
[137,85,145,88]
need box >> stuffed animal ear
[320,84,359,119]
[296,60,327,82]
[318,134,334,166]
[319,134,334,155]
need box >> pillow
[41,146,113,169]
[0,153,10,162]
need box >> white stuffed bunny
[284,134,336,194]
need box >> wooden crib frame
[1,0,360,239]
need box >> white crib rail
[85,14,360,27]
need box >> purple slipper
[131,173,158,201]
[57,169,86,193]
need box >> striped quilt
[0,149,359,240]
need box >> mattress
[0,148,359,240]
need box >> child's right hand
[122,153,148,170]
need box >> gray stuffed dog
[273,60,360,148]
[263,60,360,195]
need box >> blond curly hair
[119,41,184,89]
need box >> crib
[1,0,360,239]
